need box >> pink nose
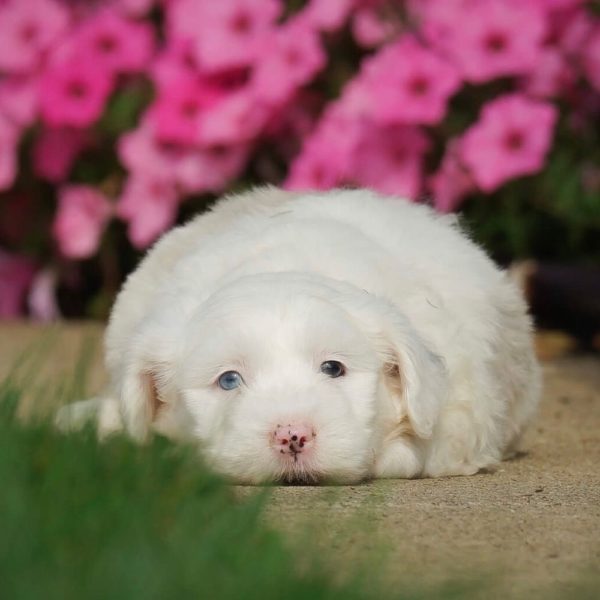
[273,423,315,456]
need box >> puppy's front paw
[55,398,100,432]
[54,396,123,438]
[374,439,423,479]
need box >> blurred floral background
[0,0,599,322]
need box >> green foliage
[462,143,600,265]
[99,81,153,137]
[1,344,597,599]
[0,332,477,600]
[0,367,457,600]
[0,389,316,598]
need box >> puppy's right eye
[217,371,243,390]
[320,360,346,378]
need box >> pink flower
[428,140,475,213]
[409,0,472,48]
[167,0,281,72]
[53,185,112,259]
[32,127,88,183]
[352,8,396,48]
[0,75,39,127]
[357,35,461,125]
[152,38,251,96]
[119,116,248,195]
[118,117,175,181]
[348,123,430,199]
[68,9,154,75]
[151,39,200,93]
[459,94,558,192]
[116,176,179,249]
[301,0,355,32]
[554,8,594,57]
[0,113,19,191]
[422,0,547,83]
[120,116,205,187]
[525,0,584,13]
[0,0,69,73]
[582,26,600,93]
[263,90,321,150]
[197,89,270,145]
[251,19,327,104]
[520,48,575,98]
[175,144,249,194]
[335,76,371,117]
[110,0,156,18]
[284,136,345,191]
[287,115,430,198]
[40,58,114,127]
[285,104,363,191]
[150,76,225,145]
[0,250,36,319]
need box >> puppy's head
[119,274,446,484]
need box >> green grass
[1,338,599,599]
[0,382,354,600]
[0,352,463,600]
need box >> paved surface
[1,322,599,598]
[260,356,600,598]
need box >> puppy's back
[105,186,297,376]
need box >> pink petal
[53,185,112,259]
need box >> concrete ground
[1,322,598,598]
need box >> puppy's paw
[55,396,123,438]
[374,439,423,479]
[55,398,101,432]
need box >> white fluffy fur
[57,187,541,484]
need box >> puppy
[58,187,541,484]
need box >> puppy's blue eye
[320,361,346,378]
[218,371,243,390]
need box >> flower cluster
[286,0,582,206]
[1,0,599,318]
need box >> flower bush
[0,0,599,318]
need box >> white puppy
[59,187,541,484]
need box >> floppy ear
[120,361,174,442]
[339,294,447,439]
[118,318,182,442]
[380,319,447,438]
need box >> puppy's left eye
[320,360,346,378]
[218,371,243,390]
